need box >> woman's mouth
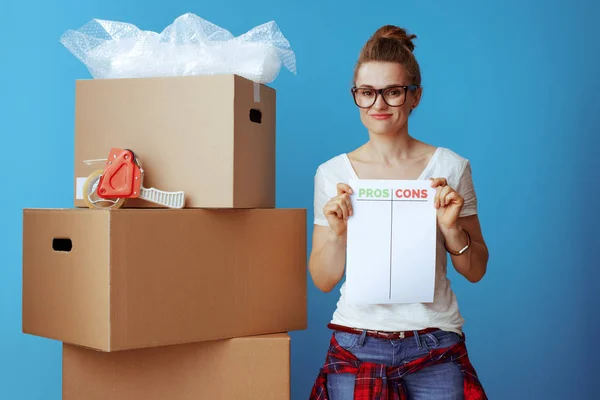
[370,114,392,120]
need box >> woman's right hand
[323,183,354,237]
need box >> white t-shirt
[313,146,478,335]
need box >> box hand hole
[52,238,72,252]
[249,109,262,124]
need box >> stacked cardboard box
[22,74,307,399]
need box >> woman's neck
[363,131,420,164]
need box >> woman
[308,25,489,400]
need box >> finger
[324,203,343,220]
[337,198,349,220]
[337,183,354,196]
[434,186,444,208]
[439,186,452,207]
[444,191,463,207]
[342,193,353,217]
[429,177,448,188]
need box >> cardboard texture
[63,333,290,400]
[73,74,276,209]
[22,208,307,351]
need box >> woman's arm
[442,214,489,283]
[309,180,353,293]
[308,225,348,293]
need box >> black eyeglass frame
[350,84,421,108]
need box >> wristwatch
[444,228,471,256]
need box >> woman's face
[353,61,421,136]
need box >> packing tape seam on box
[76,177,87,200]
[254,83,260,102]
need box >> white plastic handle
[139,187,185,208]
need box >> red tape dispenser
[82,148,185,209]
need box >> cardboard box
[73,74,276,209]
[22,208,306,351]
[63,333,290,400]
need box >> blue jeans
[326,329,464,400]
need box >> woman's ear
[412,87,423,109]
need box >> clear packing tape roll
[60,13,297,84]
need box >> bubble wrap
[60,13,297,84]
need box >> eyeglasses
[351,85,420,108]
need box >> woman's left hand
[430,177,463,231]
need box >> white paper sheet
[345,179,437,305]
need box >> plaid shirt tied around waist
[309,332,487,400]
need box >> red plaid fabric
[309,332,487,400]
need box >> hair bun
[372,25,417,52]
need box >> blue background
[2,0,599,398]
